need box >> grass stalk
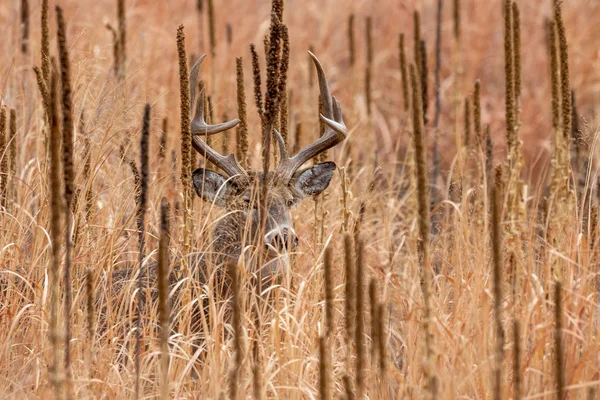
[368,278,379,369]
[504,0,516,155]
[0,108,7,209]
[21,0,29,54]
[485,125,493,183]
[41,0,50,85]
[49,69,63,400]
[135,104,151,399]
[196,0,204,50]
[377,302,387,379]
[118,0,126,79]
[513,319,521,400]
[453,0,461,42]
[554,281,565,400]
[208,0,216,58]
[177,25,192,276]
[399,33,410,112]
[366,17,373,115]
[278,25,290,149]
[420,39,429,125]
[158,198,170,400]
[433,0,443,128]
[9,109,17,202]
[319,335,331,400]
[474,81,482,146]
[410,63,437,399]
[355,239,365,399]
[555,0,572,146]
[160,117,168,161]
[344,233,355,350]
[226,23,233,46]
[464,98,471,148]
[293,122,301,155]
[250,44,263,118]
[548,20,561,131]
[33,67,51,123]
[492,166,504,400]
[324,247,334,337]
[57,7,75,391]
[512,2,521,106]
[229,262,242,400]
[235,57,249,168]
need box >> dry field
[1,0,600,398]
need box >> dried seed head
[207,0,216,57]
[504,0,516,153]
[464,98,471,147]
[0,108,7,207]
[453,0,461,41]
[474,80,482,145]
[226,23,232,46]
[420,39,429,125]
[177,25,192,210]
[548,19,561,131]
[48,70,63,396]
[9,109,17,178]
[118,0,126,78]
[41,0,50,85]
[555,0,572,142]
[250,44,263,118]
[57,6,75,208]
[512,2,521,104]
[235,57,249,168]
[399,33,410,112]
[21,0,30,54]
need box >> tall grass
[0,1,599,398]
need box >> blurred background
[1,0,599,181]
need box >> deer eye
[286,199,294,207]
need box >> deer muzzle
[264,225,298,254]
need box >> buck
[186,51,346,284]
[103,51,346,332]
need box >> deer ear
[293,161,336,198]
[192,168,229,207]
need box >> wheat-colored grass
[0,1,599,398]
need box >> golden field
[0,0,599,398]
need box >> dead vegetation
[0,0,599,398]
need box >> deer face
[192,161,336,256]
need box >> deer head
[189,52,346,281]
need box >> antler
[275,51,346,183]
[189,55,246,177]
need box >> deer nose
[265,227,298,252]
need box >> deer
[98,51,346,342]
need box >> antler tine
[276,52,346,182]
[312,51,334,118]
[273,128,288,159]
[192,87,240,135]
[189,56,246,177]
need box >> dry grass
[1,0,600,398]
